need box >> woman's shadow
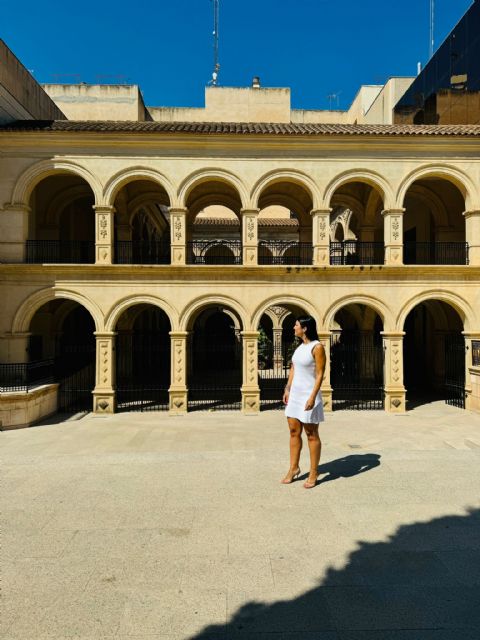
[313,453,381,483]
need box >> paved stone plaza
[2,402,480,639]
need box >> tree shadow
[187,507,480,638]
[316,453,381,484]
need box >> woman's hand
[304,395,315,410]
[283,390,290,405]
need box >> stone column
[241,209,259,266]
[169,207,188,266]
[382,332,406,413]
[463,210,480,265]
[0,332,31,363]
[311,209,331,266]
[1,204,31,263]
[317,331,332,412]
[382,208,405,266]
[272,328,283,375]
[463,332,479,410]
[93,332,116,414]
[94,205,115,265]
[241,331,260,414]
[169,331,189,414]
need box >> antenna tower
[210,0,220,85]
[429,0,435,59]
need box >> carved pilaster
[381,332,406,413]
[93,332,116,414]
[382,209,404,266]
[241,209,259,266]
[1,203,31,263]
[241,331,260,414]
[272,328,283,376]
[0,332,31,363]
[169,207,187,266]
[93,205,115,265]
[169,331,189,414]
[463,332,479,410]
[311,209,331,266]
[463,210,480,265]
[317,332,332,412]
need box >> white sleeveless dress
[285,340,324,424]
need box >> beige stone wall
[0,384,58,430]
[361,78,415,125]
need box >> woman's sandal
[303,477,318,489]
[280,468,301,484]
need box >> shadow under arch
[323,168,395,211]
[187,506,480,637]
[102,166,175,208]
[105,294,178,333]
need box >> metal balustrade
[0,359,55,392]
[115,240,170,265]
[330,241,384,265]
[187,240,242,265]
[404,242,469,265]
[26,241,95,264]
[258,241,312,265]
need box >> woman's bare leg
[303,423,321,485]
[281,418,303,483]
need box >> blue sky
[2,0,474,110]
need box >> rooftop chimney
[252,76,261,89]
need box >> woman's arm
[304,343,326,410]
[282,362,295,405]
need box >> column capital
[241,331,260,339]
[93,205,116,214]
[169,331,189,338]
[3,202,31,213]
[240,208,260,216]
[1,331,32,340]
[382,208,405,216]
[317,331,332,339]
[169,207,188,215]
[381,331,406,338]
[462,332,480,340]
[463,210,480,219]
[94,331,117,339]
[311,208,332,216]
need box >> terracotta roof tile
[194,218,298,227]
[2,120,480,137]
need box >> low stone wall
[468,367,480,413]
[0,384,59,430]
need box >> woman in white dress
[282,316,326,489]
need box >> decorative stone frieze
[241,331,260,414]
[241,209,259,266]
[317,332,332,412]
[381,331,406,412]
[382,209,405,266]
[169,331,189,414]
[169,207,188,266]
[93,205,115,265]
[311,209,332,266]
[92,331,116,414]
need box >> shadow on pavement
[187,507,480,639]
[317,453,381,484]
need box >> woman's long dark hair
[297,315,319,341]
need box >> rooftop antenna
[327,92,341,109]
[210,0,220,86]
[429,0,435,59]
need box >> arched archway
[28,300,96,412]
[256,303,309,410]
[330,303,384,410]
[27,175,96,264]
[403,300,466,408]
[114,304,171,411]
[188,305,243,410]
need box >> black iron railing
[404,242,469,265]
[115,240,170,265]
[187,240,242,264]
[258,241,313,265]
[330,241,384,265]
[472,340,480,367]
[0,359,55,392]
[26,241,95,264]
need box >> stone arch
[44,184,93,226]
[250,169,321,210]
[103,167,175,208]
[12,287,103,334]
[177,168,249,211]
[396,290,473,332]
[404,184,450,227]
[323,169,394,210]
[396,164,478,211]
[8,159,102,207]
[105,295,178,332]
[251,295,318,331]
[323,295,391,331]
[180,295,248,332]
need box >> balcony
[258,241,312,265]
[26,241,95,264]
[187,240,242,265]
[330,241,384,265]
[404,242,469,265]
[0,359,55,392]
[115,240,170,265]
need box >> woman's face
[294,321,305,338]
